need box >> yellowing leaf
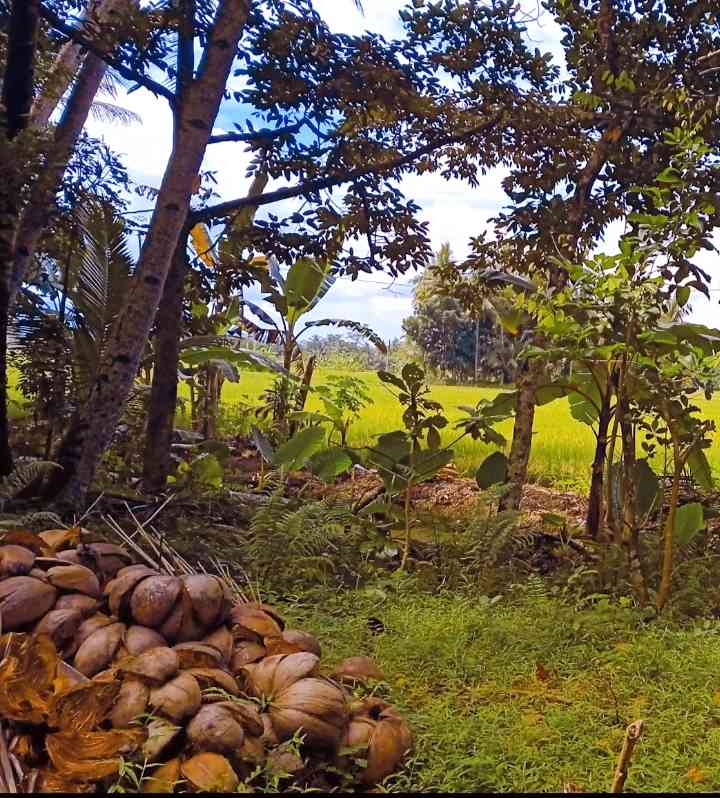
[190,224,217,268]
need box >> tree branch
[39,3,176,106]
[190,113,503,224]
[208,117,308,145]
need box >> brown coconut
[111,679,150,728]
[203,625,233,665]
[73,621,126,676]
[331,655,384,685]
[185,667,240,699]
[269,677,348,748]
[124,626,167,656]
[75,613,115,648]
[105,565,156,617]
[143,718,182,761]
[174,642,222,670]
[0,576,57,630]
[230,604,282,642]
[0,545,35,577]
[181,752,239,793]
[54,594,99,618]
[186,703,246,755]
[34,609,84,655]
[243,652,319,699]
[149,672,201,722]
[129,575,182,628]
[230,641,266,673]
[46,564,101,597]
[182,574,227,628]
[265,629,321,658]
[122,646,179,685]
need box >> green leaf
[309,447,353,481]
[535,385,567,405]
[377,370,406,391]
[251,426,274,463]
[198,440,231,464]
[676,285,691,308]
[285,258,334,323]
[427,425,441,449]
[476,452,509,489]
[190,453,223,489]
[635,459,661,519]
[272,426,326,470]
[687,446,714,492]
[412,447,453,483]
[674,502,704,546]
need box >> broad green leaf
[674,502,704,546]
[190,453,223,489]
[309,447,353,481]
[476,452,509,489]
[635,459,661,519]
[377,370,406,391]
[687,446,714,492]
[272,426,326,470]
[285,258,333,323]
[676,285,691,308]
[251,426,274,463]
[535,385,567,406]
[412,447,453,483]
[199,440,231,464]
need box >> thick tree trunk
[585,388,612,539]
[2,0,41,139]
[498,357,542,512]
[141,239,187,492]
[52,0,251,509]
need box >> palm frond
[89,100,142,126]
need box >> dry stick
[0,722,16,794]
[611,719,645,793]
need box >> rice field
[202,368,720,488]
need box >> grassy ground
[203,368,720,489]
[285,585,720,793]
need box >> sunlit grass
[207,368,720,488]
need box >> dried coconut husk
[105,565,156,617]
[76,542,133,580]
[269,676,348,749]
[142,757,181,793]
[46,564,101,597]
[143,718,182,761]
[9,732,42,768]
[184,667,240,699]
[230,641,266,672]
[54,594,100,618]
[34,609,84,657]
[121,646,179,685]
[48,676,121,731]
[0,545,35,576]
[149,672,201,722]
[160,584,200,643]
[186,703,246,755]
[245,601,286,630]
[181,752,239,793]
[0,576,57,630]
[340,697,413,785]
[37,527,81,552]
[124,625,167,656]
[264,629,321,658]
[45,727,146,782]
[75,613,115,648]
[242,652,320,699]
[202,624,233,665]
[73,622,126,677]
[182,574,228,628]
[130,575,182,628]
[229,604,282,642]
[111,678,149,728]
[331,655,384,685]
[2,530,49,554]
[174,642,222,670]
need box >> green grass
[203,368,720,488]
[285,585,720,793]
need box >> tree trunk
[498,356,542,512]
[585,386,612,538]
[141,238,187,492]
[2,0,41,139]
[29,0,122,128]
[52,0,251,510]
[656,451,682,612]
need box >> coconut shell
[122,646,179,685]
[28,567,49,582]
[261,713,280,747]
[0,545,35,576]
[219,699,264,737]
[79,542,133,579]
[331,655,384,685]
[245,601,286,630]
[111,678,150,728]
[124,626,167,656]
[184,667,240,699]
[203,625,233,665]
[182,574,227,627]
[54,594,99,618]
[230,604,283,642]
[159,587,196,643]
[130,575,182,628]
[75,613,115,648]
[142,757,180,793]
[55,549,81,565]
[142,718,181,762]
[73,622,126,677]
[0,576,57,630]
[149,672,201,722]
[174,642,222,670]
[34,609,83,655]
[243,652,319,699]
[239,733,266,765]
[362,713,412,785]
[105,565,156,617]
[181,752,239,793]
[265,629,321,658]
[270,677,348,748]
[230,641,266,672]
[46,564,101,598]
[186,703,245,755]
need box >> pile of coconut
[0,526,411,793]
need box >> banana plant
[240,256,386,436]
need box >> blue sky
[84,0,719,342]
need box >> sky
[83,0,719,342]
